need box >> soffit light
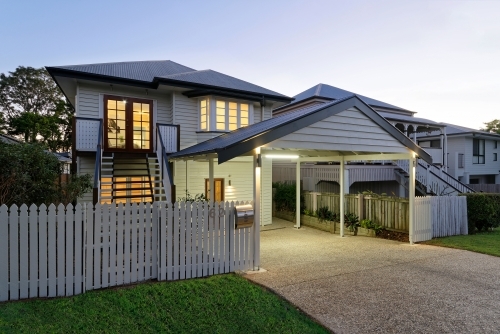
[265,154,299,159]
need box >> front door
[205,178,224,202]
[104,95,153,152]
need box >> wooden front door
[104,95,153,152]
[205,178,224,202]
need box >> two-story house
[418,123,500,188]
[46,60,292,209]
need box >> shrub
[344,212,360,232]
[0,141,92,206]
[359,218,385,235]
[273,182,304,213]
[461,193,500,233]
[315,206,337,221]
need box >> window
[200,99,208,130]
[494,153,498,161]
[458,153,464,168]
[199,98,251,131]
[495,141,498,149]
[473,138,485,164]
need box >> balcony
[423,147,443,165]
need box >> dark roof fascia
[183,89,264,102]
[213,96,431,164]
[370,105,414,114]
[46,67,158,89]
[154,77,293,103]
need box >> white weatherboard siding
[446,137,465,178]
[173,92,198,150]
[266,108,409,153]
[174,160,254,202]
[261,156,272,226]
[76,83,172,125]
[78,156,95,203]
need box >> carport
[167,95,432,270]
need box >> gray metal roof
[49,60,196,82]
[46,60,292,101]
[169,95,432,164]
[378,112,442,127]
[158,69,288,98]
[420,122,500,138]
[288,83,408,112]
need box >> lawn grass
[0,274,328,334]
[425,228,500,257]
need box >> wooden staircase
[99,153,166,204]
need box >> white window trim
[198,96,254,132]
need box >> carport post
[409,154,416,244]
[339,156,345,237]
[253,149,261,270]
[295,159,300,228]
[209,157,214,202]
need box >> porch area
[248,217,500,333]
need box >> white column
[295,159,301,228]
[443,127,448,172]
[339,156,345,237]
[412,125,418,142]
[409,154,416,245]
[208,157,214,202]
[253,149,261,270]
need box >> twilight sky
[1,0,499,129]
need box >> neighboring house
[418,123,500,186]
[272,83,473,196]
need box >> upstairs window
[473,138,485,164]
[199,98,251,131]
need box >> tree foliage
[0,141,92,206]
[481,119,500,134]
[0,66,74,151]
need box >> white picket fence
[414,196,468,242]
[0,201,254,302]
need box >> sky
[1,0,499,129]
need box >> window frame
[103,94,154,153]
[198,96,253,132]
[472,138,485,164]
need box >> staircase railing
[92,119,104,204]
[395,159,474,194]
[156,124,180,203]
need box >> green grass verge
[0,274,328,334]
[425,228,500,257]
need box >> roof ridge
[314,83,323,97]
[163,69,208,78]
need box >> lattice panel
[76,119,100,151]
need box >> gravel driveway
[245,218,500,333]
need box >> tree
[0,66,74,151]
[0,141,92,206]
[481,119,500,134]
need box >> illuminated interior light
[265,154,299,159]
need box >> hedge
[461,193,500,233]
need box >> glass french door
[104,95,153,152]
